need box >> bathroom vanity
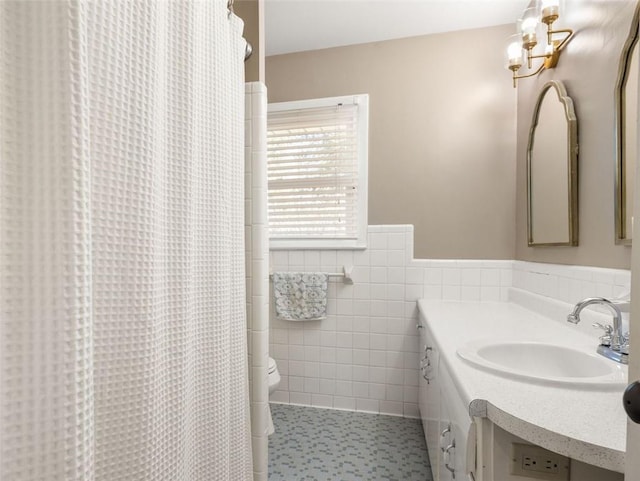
[417,299,627,481]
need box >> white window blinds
[267,96,368,246]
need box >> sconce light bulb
[519,7,539,49]
[521,17,538,35]
[506,36,524,71]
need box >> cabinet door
[448,399,472,479]
[417,313,442,479]
[418,326,427,428]
[438,397,455,481]
[426,371,441,481]
[420,324,441,479]
[440,362,474,481]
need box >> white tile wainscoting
[512,261,630,304]
[268,225,631,418]
[510,260,631,337]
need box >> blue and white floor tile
[268,403,433,481]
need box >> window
[267,94,368,249]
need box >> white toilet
[267,357,281,436]
[268,356,281,394]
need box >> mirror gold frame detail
[527,80,579,247]
[614,2,640,245]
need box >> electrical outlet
[510,443,570,480]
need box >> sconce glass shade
[520,7,539,49]
[541,0,560,24]
[506,34,524,71]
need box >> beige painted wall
[235,0,264,82]
[266,1,637,268]
[515,0,635,269]
[266,25,517,260]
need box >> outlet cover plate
[510,443,570,480]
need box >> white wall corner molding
[245,81,269,481]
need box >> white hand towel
[273,272,329,321]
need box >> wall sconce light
[507,0,574,87]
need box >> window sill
[269,239,367,251]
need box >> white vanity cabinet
[418,318,475,481]
[417,299,628,481]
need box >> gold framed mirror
[527,80,578,246]
[614,3,640,245]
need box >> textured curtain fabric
[0,1,252,480]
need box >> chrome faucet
[567,297,628,364]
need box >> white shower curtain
[0,1,252,480]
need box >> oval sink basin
[457,341,627,389]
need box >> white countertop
[417,299,628,473]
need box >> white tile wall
[269,225,515,418]
[269,226,420,417]
[268,225,632,419]
[245,82,269,481]
[511,261,630,303]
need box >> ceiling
[265,0,530,56]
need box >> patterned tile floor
[268,404,433,481]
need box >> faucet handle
[593,322,613,346]
[620,332,630,354]
[593,322,613,333]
